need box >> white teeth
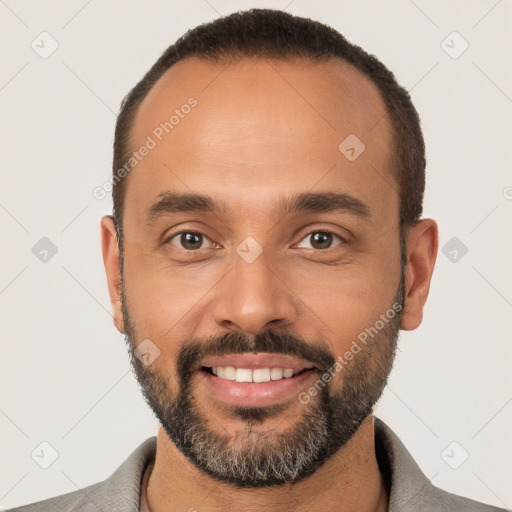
[235,368,252,382]
[224,366,236,380]
[209,366,300,382]
[270,368,283,380]
[253,368,271,383]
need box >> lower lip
[199,368,316,407]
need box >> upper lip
[199,353,316,373]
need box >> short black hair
[112,8,425,255]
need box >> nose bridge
[212,244,297,334]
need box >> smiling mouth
[201,365,315,383]
[197,352,321,406]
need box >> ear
[100,215,124,333]
[401,219,438,331]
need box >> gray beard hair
[170,392,331,485]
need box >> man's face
[119,57,403,486]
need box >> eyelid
[165,230,217,250]
[295,230,345,250]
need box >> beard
[122,276,403,488]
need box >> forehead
[125,56,396,226]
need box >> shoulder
[374,417,507,512]
[413,482,508,512]
[4,437,156,512]
[5,480,107,512]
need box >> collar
[113,416,434,511]
[374,417,435,510]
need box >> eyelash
[165,230,345,251]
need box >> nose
[211,249,299,335]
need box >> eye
[167,231,216,251]
[296,231,343,250]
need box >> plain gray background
[1,0,511,509]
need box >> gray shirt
[6,417,507,511]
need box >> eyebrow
[145,190,371,225]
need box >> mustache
[177,329,336,380]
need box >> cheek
[122,251,224,362]
[284,255,401,351]
[122,246,195,321]
[297,254,399,302]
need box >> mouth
[197,353,319,407]
[201,365,312,382]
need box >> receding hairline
[126,53,395,174]
[137,53,387,117]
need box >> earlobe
[400,219,438,331]
[100,215,125,333]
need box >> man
[9,8,506,512]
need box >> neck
[146,415,388,512]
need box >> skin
[101,56,438,512]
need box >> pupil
[182,232,202,250]
[312,232,331,249]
